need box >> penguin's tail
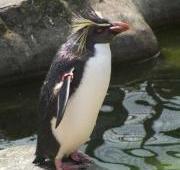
[33,155,46,166]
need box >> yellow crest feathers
[71,13,110,54]
[72,16,95,33]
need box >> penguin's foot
[55,159,63,170]
[63,163,90,170]
[55,159,90,170]
[70,151,93,164]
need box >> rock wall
[90,0,158,63]
[0,0,180,83]
[133,0,180,28]
[0,0,70,82]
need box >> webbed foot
[55,154,90,170]
[70,151,93,164]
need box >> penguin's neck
[93,43,111,58]
[59,34,111,61]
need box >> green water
[0,27,180,170]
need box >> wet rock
[0,137,41,170]
[0,136,108,170]
[0,144,42,170]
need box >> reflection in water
[141,81,164,147]
[0,78,42,139]
[90,76,180,170]
[86,87,128,157]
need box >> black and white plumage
[33,8,129,170]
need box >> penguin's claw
[70,151,93,164]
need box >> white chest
[51,43,111,158]
[86,43,111,82]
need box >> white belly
[51,43,111,159]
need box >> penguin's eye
[95,28,106,34]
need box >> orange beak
[110,22,129,33]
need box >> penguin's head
[71,9,129,53]
[86,21,129,44]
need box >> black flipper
[55,68,74,128]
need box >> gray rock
[0,144,42,170]
[0,0,70,83]
[0,136,108,170]
[0,0,180,83]
[89,0,159,63]
[134,0,180,28]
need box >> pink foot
[55,159,63,170]
[70,151,93,164]
[63,163,90,170]
[55,159,91,170]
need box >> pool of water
[0,27,180,170]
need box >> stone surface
[0,137,109,170]
[134,0,180,28]
[0,0,25,9]
[90,0,159,64]
[0,0,180,82]
[0,0,70,83]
